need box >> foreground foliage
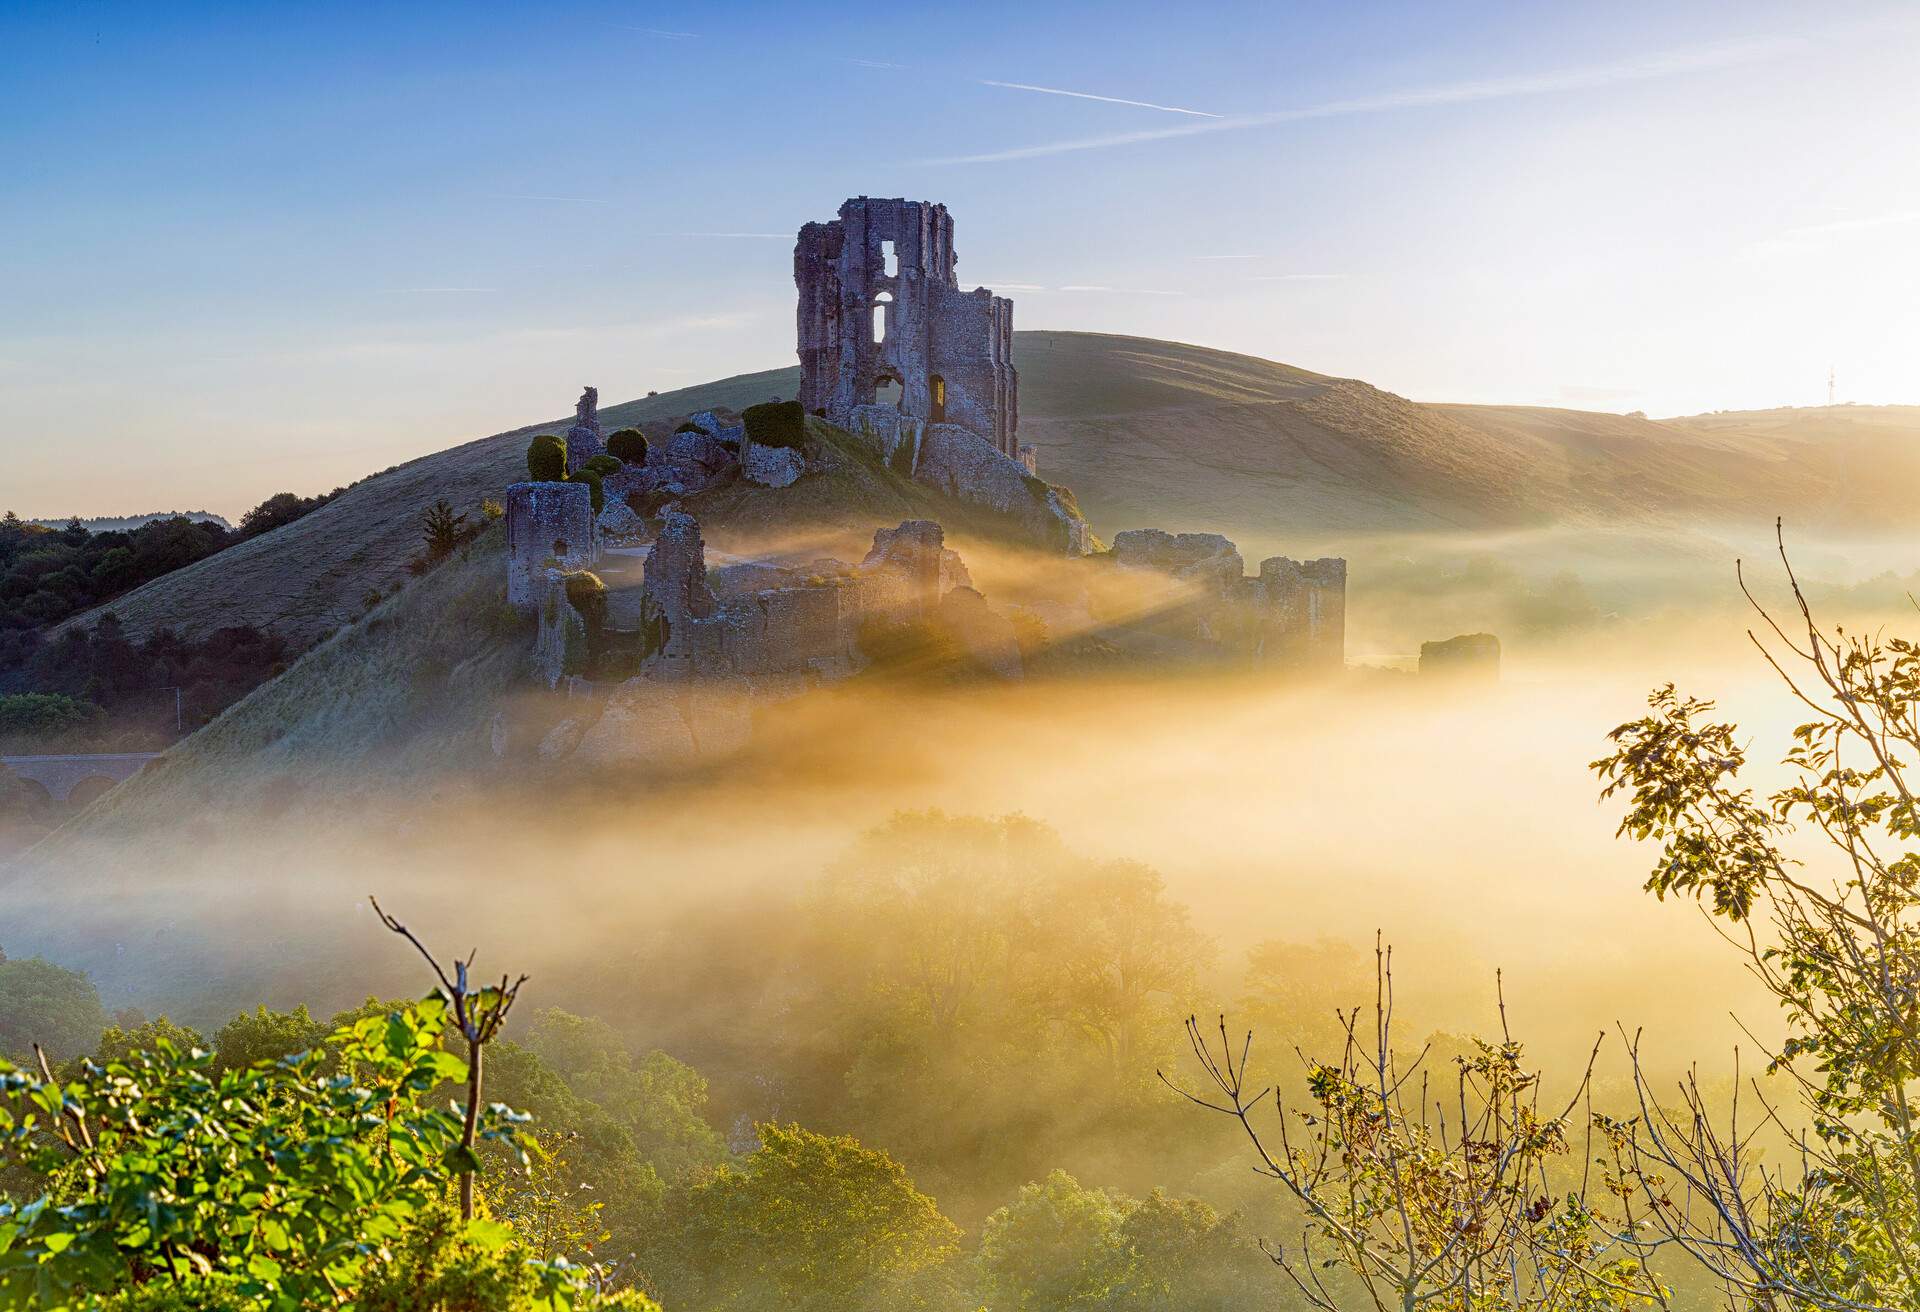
[1593,532,1920,1312]
[0,953,654,1309]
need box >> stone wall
[505,481,597,610]
[796,197,1019,459]
[1420,632,1501,682]
[1110,529,1348,670]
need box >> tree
[645,1123,962,1312]
[1054,861,1209,1077]
[237,492,324,540]
[371,898,527,1223]
[209,1003,328,1073]
[0,952,108,1062]
[88,1014,203,1068]
[978,1170,1131,1312]
[522,1008,726,1179]
[1593,527,1920,1311]
[1109,1190,1271,1312]
[420,498,470,561]
[1166,947,1668,1312]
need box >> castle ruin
[564,386,605,473]
[796,198,1022,462]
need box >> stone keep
[506,481,597,610]
[795,197,1020,459]
[1258,557,1347,669]
[564,386,605,473]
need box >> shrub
[583,454,623,479]
[571,465,605,514]
[743,399,806,450]
[420,498,470,561]
[673,421,703,436]
[527,434,567,482]
[607,429,649,465]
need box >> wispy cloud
[1743,209,1920,259]
[1253,273,1348,281]
[940,36,1798,164]
[845,58,906,69]
[377,287,497,294]
[1055,284,1185,297]
[1782,210,1920,239]
[643,231,791,239]
[609,25,698,38]
[1192,254,1267,261]
[487,193,611,204]
[981,80,1221,118]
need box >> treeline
[0,933,1273,1311]
[0,489,339,635]
[24,511,230,532]
[0,615,288,742]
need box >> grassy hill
[59,332,1920,647]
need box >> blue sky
[4,0,1918,517]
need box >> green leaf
[40,1232,73,1255]
[247,1252,282,1280]
[464,1218,514,1252]
[260,1217,290,1249]
[441,1144,481,1174]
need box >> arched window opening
[872,292,893,346]
[874,374,903,409]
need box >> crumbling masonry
[796,198,1020,460]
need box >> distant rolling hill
[62,331,1920,646]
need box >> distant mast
[1828,365,1836,407]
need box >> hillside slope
[62,332,1919,647]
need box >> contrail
[980,80,1221,118]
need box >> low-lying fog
[6,519,1913,1206]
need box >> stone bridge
[1,753,160,806]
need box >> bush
[607,429,649,464]
[583,454,623,479]
[673,421,703,436]
[743,399,806,450]
[571,465,605,514]
[527,434,567,482]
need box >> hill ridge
[54,331,1920,648]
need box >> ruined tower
[795,198,1019,459]
[564,386,605,473]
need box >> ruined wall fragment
[506,481,598,610]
